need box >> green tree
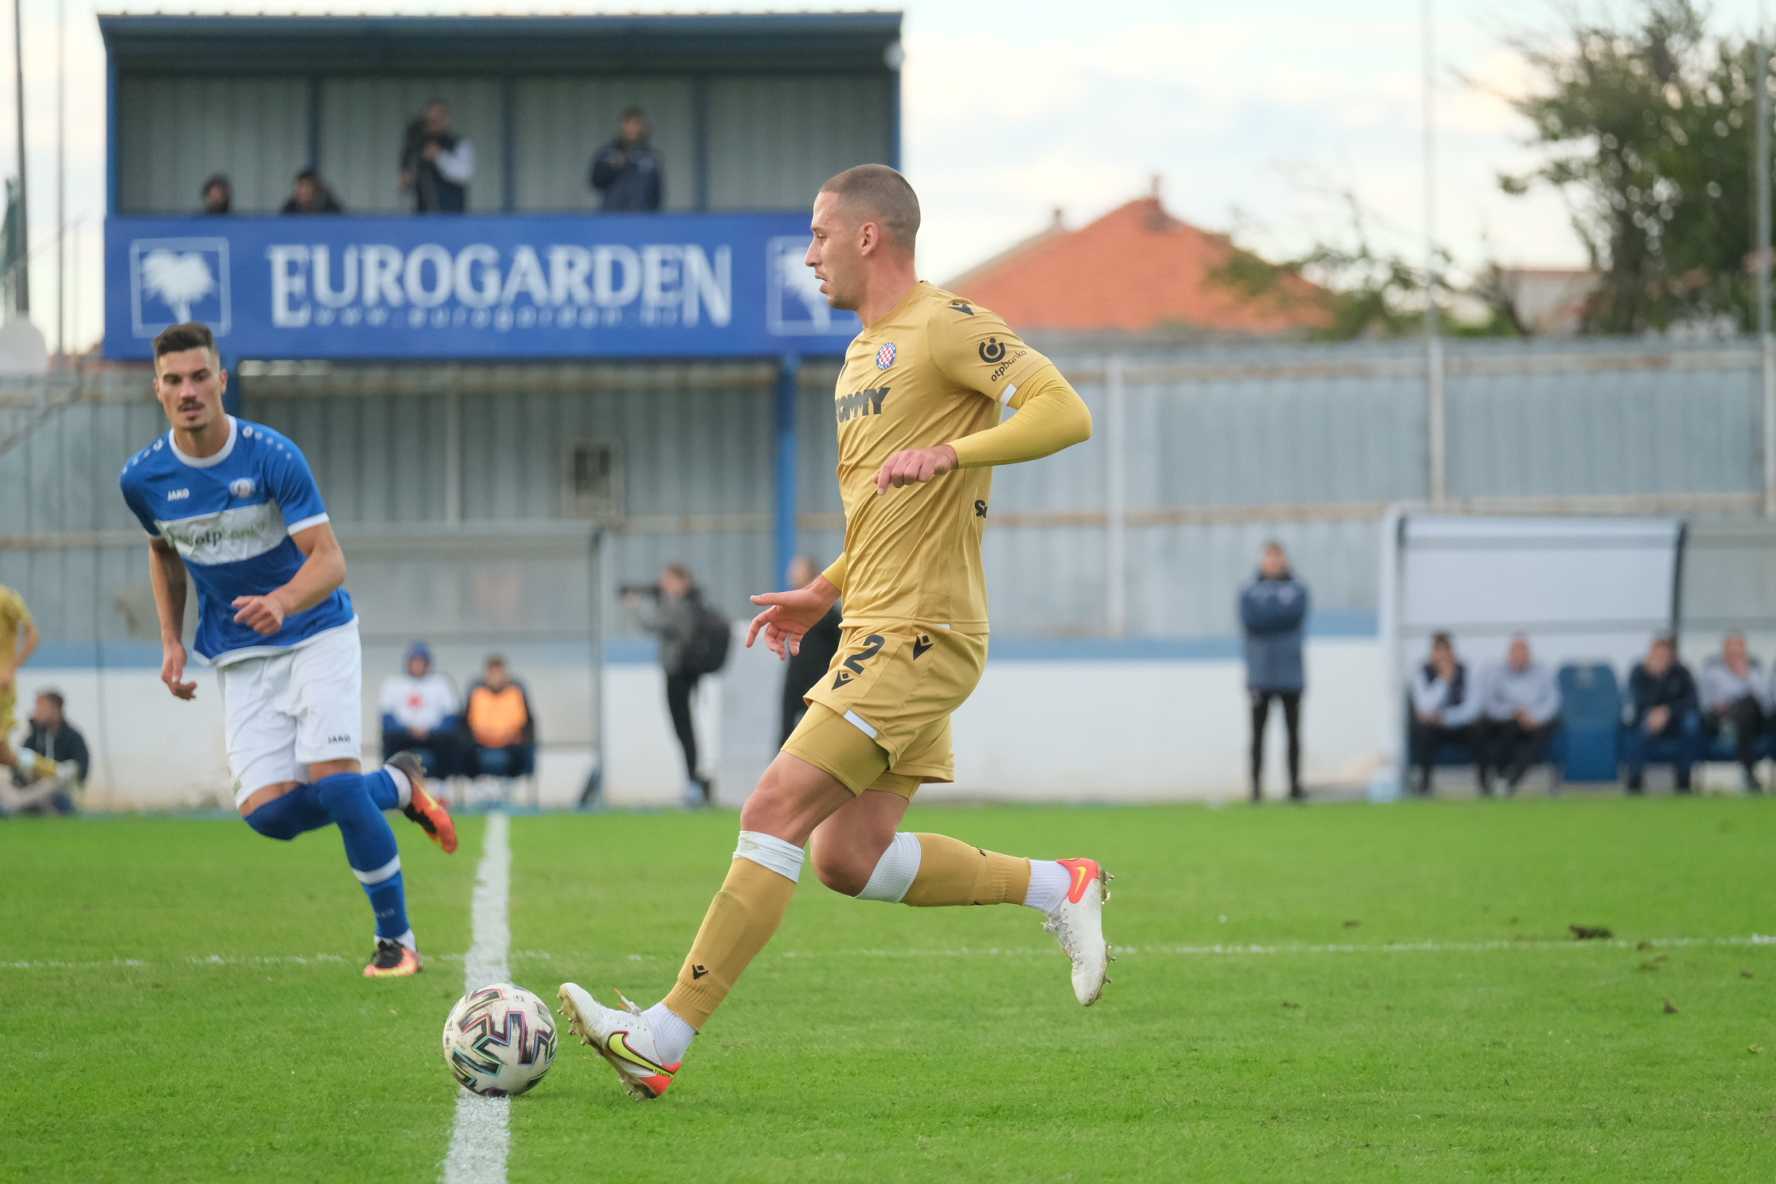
[1501,0,1763,333]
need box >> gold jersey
[829,282,1057,634]
[0,584,31,668]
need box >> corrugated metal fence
[4,337,1773,653]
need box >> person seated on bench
[1410,631,1484,795]
[1625,633,1701,794]
[1700,631,1767,793]
[1480,634,1561,795]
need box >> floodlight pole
[10,0,28,314]
[1759,2,1776,517]
[1422,0,1446,507]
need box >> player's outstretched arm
[746,572,841,661]
[148,538,197,701]
[231,522,346,637]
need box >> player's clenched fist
[874,444,959,493]
[232,592,288,636]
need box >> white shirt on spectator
[1410,661,1483,727]
[1482,661,1561,725]
[1700,656,1770,712]
[379,672,459,732]
[433,140,475,185]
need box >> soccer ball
[441,983,558,1097]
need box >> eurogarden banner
[105,213,859,361]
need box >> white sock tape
[857,832,923,903]
[734,830,805,884]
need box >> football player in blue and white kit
[119,322,457,978]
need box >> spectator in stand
[1624,634,1702,794]
[280,167,344,214]
[399,99,474,213]
[1409,631,1485,796]
[466,655,535,779]
[200,173,232,215]
[1481,634,1562,794]
[1,690,88,816]
[1240,541,1309,802]
[589,107,665,212]
[1700,631,1768,792]
[378,642,462,779]
[779,555,843,746]
[625,563,713,807]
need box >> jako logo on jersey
[229,478,256,499]
[166,489,190,501]
[835,386,891,424]
[948,299,975,316]
[875,342,897,370]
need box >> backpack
[682,603,732,676]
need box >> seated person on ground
[1409,631,1485,795]
[1699,631,1768,793]
[378,641,463,778]
[1,690,88,816]
[1625,634,1701,794]
[465,656,536,778]
[1480,634,1561,794]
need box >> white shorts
[218,622,362,806]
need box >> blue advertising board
[104,213,860,361]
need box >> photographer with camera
[398,99,474,213]
[623,563,730,808]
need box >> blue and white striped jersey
[118,416,356,665]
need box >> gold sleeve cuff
[820,553,848,593]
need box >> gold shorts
[782,624,988,796]
[0,684,14,742]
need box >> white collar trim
[168,416,238,469]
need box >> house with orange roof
[945,181,1331,339]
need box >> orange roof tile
[945,194,1330,336]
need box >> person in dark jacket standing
[1240,541,1309,802]
[778,555,843,746]
[626,562,712,806]
[1623,634,1701,794]
[399,99,474,213]
[589,107,664,212]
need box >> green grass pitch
[2,797,1772,1182]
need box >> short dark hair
[153,322,218,364]
[295,167,320,184]
[200,173,230,196]
[485,654,507,669]
[819,164,920,251]
[36,689,63,711]
[621,106,647,122]
[1430,631,1453,650]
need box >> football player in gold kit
[560,165,1106,1100]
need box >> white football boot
[557,983,681,1100]
[1043,857,1115,1006]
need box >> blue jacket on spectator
[1627,660,1699,727]
[1240,570,1309,691]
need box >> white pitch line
[5,933,1772,974]
[443,811,512,1184]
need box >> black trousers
[1250,689,1302,799]
[1707,697,1768,777]
[1410,721,1481,794]
[665,670,702,784]
[1483,720,1554,790]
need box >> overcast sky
[5,0,1774,349]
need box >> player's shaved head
[818,164,920,253]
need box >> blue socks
[311,771,412,946]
